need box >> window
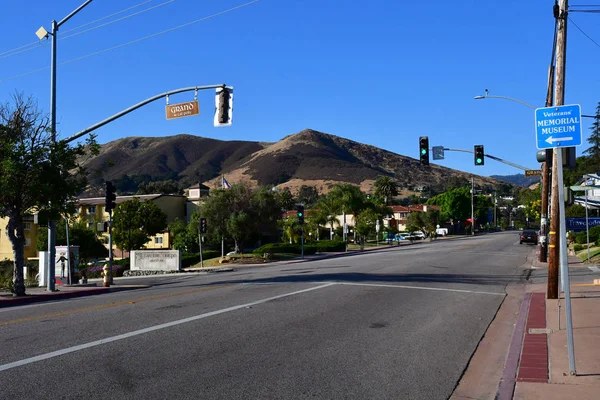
[87,206,96,214]
[24,222,32,231]
[88,222,94,229]
[25,238,31,247]
[154,236,163,244]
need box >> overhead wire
[0,0,260,85]
[569,16,600,49]
[0,0,160,60]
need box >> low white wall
[131,250,181,271]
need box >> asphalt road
[0,232,532,400]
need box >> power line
[0,1,260,85]
[569,17,600,49]
[0,0,157,59]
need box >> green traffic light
[476,158,482,164]
[421,149,426,155]
[298,212,303,217]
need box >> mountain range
[83,129,508,195]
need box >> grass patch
[576,246,600,261]
[188,253,267,268]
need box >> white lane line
[334,282,506,296]
[589,266,600,273]
[0,283,335,373]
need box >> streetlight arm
[58,0,93,28]
[475,94,537,109]
[64,84,226,144]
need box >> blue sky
[1,0,600,177]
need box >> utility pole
[493,192,497,229]
[540,62,555,264]
[552,0,576,375]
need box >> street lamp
[37,0,94,291]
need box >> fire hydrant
[103,264,110,287]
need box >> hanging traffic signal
[474,145,485,166]
[419,136,429,166]
[214,86,233,127]
[296,204,305,225]
[104,181,117,213]
[200,217,207,234]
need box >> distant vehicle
[397,233,411,241]
[520,229,538,245]
[411,231,426,240]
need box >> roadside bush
[575,231,588,244]
[253,240,345,256]
[181,250,220,268]
[573,244,584,252]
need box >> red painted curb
[0,288,111,308]
[517,292,548,383]
[496,292,531,400]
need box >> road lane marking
[588,266,600,273]
[334,282,506,296]
[0,285,229,327]
[0,283,335,372]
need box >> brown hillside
[84,129,506,194]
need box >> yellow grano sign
[525,170,542,177]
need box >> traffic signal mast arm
[63,84,229,144]
[442,147,529,171]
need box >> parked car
[519,229,538,245]
[411,231,426,240]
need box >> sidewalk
[509,256,600,399]
[0,283,150,308]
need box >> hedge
[253,240,345,255]
[573,244,584,252]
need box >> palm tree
[374,176,399,205]
[315,196,339,240]
[328,184,366,242]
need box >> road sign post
[535,104,582,149]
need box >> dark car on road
[520,229,538,245]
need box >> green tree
[137,180,183,195]
[169,218,197,252]
[315,195,340,240]
[277,188,295,211]
[374,176,399,205]
[112,198,168,253]
[297,185,320,207]
[0,94,98,296]
[355,208,378,250]
[427,186,471,229]
[584,102,600,161]
[566,204,587,218]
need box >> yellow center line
[0,285,229,327]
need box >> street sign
[535,104,582,149]
[525,169,542,177]
[432,146,444,160]
[166,100,200,120]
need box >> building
[76,194,187,256]
[183,183,211,222]
[383,204,441,231]
[0,215,39,261]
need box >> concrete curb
[0,285,150,309]
[496,292,532,400]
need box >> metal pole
[494,192,497,228]
[471,176,475,236]
[47,20,58,292]
[199,232,204,268]
[555,0,576,375]
[301,225,304,259]
[65,218,71,286]
[107,210,114,285]
[585,190,590,263]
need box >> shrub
[573,244,584,252]
[253,240,345,256]
[575,231,588,244]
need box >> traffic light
[296,204,305,225]
[419,136,429,166]
[104,181,117,213]
[214,86,233,126]
[200,217,207,234]
[474,145,485,166]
